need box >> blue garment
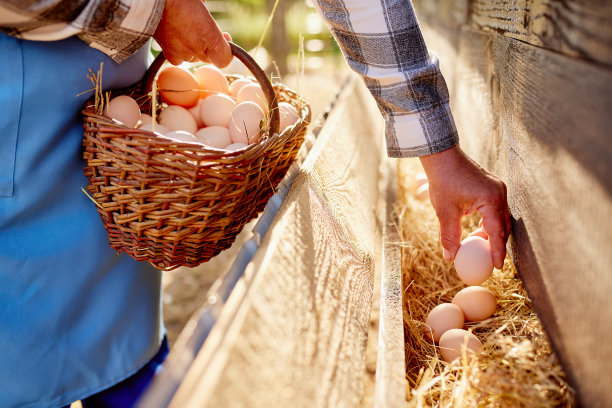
[61,337,169,408]
[0,33,164,408]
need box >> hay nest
[397,160,576,408]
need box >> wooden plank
[471,0,612,67]
[492,35,612,408]
[374,158,406,408]
[418,15,612,407]
[165,76,386,408]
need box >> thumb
[437,209,463,262]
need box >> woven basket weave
[82,43,311,270]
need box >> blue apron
[0,33,164,408]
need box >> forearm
[312,0,458,157]
[0,0,165,62]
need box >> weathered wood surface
[417,12,612,407]
[164,76,387,408]
[413,0,612,67]
[374,159,405,408]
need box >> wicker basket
[82,43,311,271]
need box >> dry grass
[398,159,576,408]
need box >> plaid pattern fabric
[0,0,164,62]
[313,0,458,157]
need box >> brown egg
[424,303,465,343]
[452,286,497,321]
[438,329,483,363]
[193,65,229,98]
[157,66,200,107]
[454,236,493,285]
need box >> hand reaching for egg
[153,0,232,67]
[419,146,512,269]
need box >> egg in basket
[82,43,311,271]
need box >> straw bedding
[397,160,576,408]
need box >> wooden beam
[472,0,612,67]
[418,16,612,407]
[164,76,387,408]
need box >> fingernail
[443,248,451,262]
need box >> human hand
[153,0,232,67]
[419,146,512,269]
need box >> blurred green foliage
[210,0,338,54]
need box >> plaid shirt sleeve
[0,0,165,63]
[312,0,458,157]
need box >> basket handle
[143,43,280,137]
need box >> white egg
[228,78,253,98]
[188,99,205,128]
[139,123,169,135]
[163,130,198,144]
[225,142,248,151]
[195,126,231,149]
[278,102,299,133]
[424,303,465,343]
[105,95,141,128]
[237,83,268,113]
[438,329,483,363]
[158,105,198,134]
[228,101,265,144]
[200,94,236,128]
[138,113,153,126]
[454,236,494,285]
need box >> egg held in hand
[424,303,465,343]
[454,236,494,285]
[438,329,483,363]
[452,286,497,322]
[157,66,200,107]
[229,101,265,144]
[104,95,141,128]
[158,105,198,135]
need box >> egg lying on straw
[424,303,465,343]
[438,328,483,363]
[452,286,497,322]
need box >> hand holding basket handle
[142,42,280,139]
